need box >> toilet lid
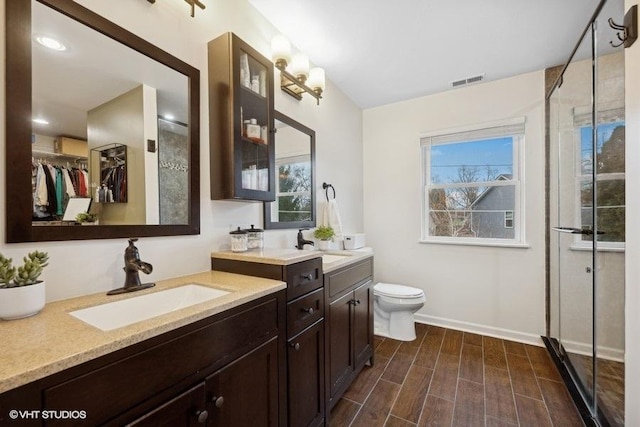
[374,282,424,298]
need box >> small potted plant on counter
[76,212,98,225]
[313,225,335,251]
[0,251,49,320]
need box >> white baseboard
[558,339,625,363]
[415,314,625,362]
[414,313,545,347]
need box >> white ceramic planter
[0,281,46,320]
[317,240,331,251]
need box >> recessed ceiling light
[34,35,67,51]
[32,118,49,125]
[164,113,175,120]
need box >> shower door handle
[552,226,604,235]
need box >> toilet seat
[374,282,424,299]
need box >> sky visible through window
[430,137,513,184]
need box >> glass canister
[245,224,264,250]
[229,227,248,252]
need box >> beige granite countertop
[0,270,285,394]
[211,248,373,273]
[211,248,322,265]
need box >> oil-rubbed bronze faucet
[296,228,315,250]
[107,238,156,295]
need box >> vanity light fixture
[146,0,205,18]
[271,35,325,105]
[34,35,67,51]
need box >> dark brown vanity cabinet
[0,292,285,427]
[127,383,207,427]
[325,258,374,414]
[211,257,325,427]
[205,338,280,427]
[208,32,275,201]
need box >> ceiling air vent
[451,74,484,88]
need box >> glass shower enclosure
[546,0,625,425]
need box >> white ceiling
[249,0,625,109]
[32,1,189,140]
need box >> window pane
[430,137,513,184]
[580,122,625,175]
[278,162,311,192]
[277,195,312,222]
[429,184,515,239]
[580,179,625,242]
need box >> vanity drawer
[326,258,373,298]
[287,287,324,338]
[285,257,322,301]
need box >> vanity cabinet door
[328,291,354,397]
[127,383,207,427]
[205,337,279,427]
[287,320,325,427]
[353,280,373,369]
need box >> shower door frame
[543,1,622,426]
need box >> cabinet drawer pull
[211,396,224,408]
[195,409,209,423]
[350,299,361,306]
[302,307,315,315]
[301,273,313,281]
[290,342,301,351]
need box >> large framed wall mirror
[5,0,200,242]
[264,111,316,229]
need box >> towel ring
[323,182,336,201]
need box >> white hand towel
[322,199,344,241]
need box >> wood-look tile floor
[329,323,584,427]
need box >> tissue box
[343,233,366,250]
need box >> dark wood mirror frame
[5,0,200,242]
[264,111,316,230]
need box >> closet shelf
[33,149,87,161]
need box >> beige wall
[88,85,155,225]
[0,0,363,300]
[363,70,547,343]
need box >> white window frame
[420,117,526,247]
[571,117,625,252]
[271,154,313,220]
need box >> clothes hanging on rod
[32,160,88,220]
[100,164,126,202]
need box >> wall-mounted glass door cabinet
[208,32,275,201]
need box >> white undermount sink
[321,252,353,265]
[69,284,230,331]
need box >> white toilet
[374,282,426,341]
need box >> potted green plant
[313,225,335,250]
[0,251,49,320]
[76,212,98,225]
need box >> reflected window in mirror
[264,112,316,229]
[5,0,200,242]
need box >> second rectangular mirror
[264,111,316,229]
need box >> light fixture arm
[275,62,322,105]
[146,0,206,18]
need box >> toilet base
[374,306,418,341]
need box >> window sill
[419,239,530,249]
